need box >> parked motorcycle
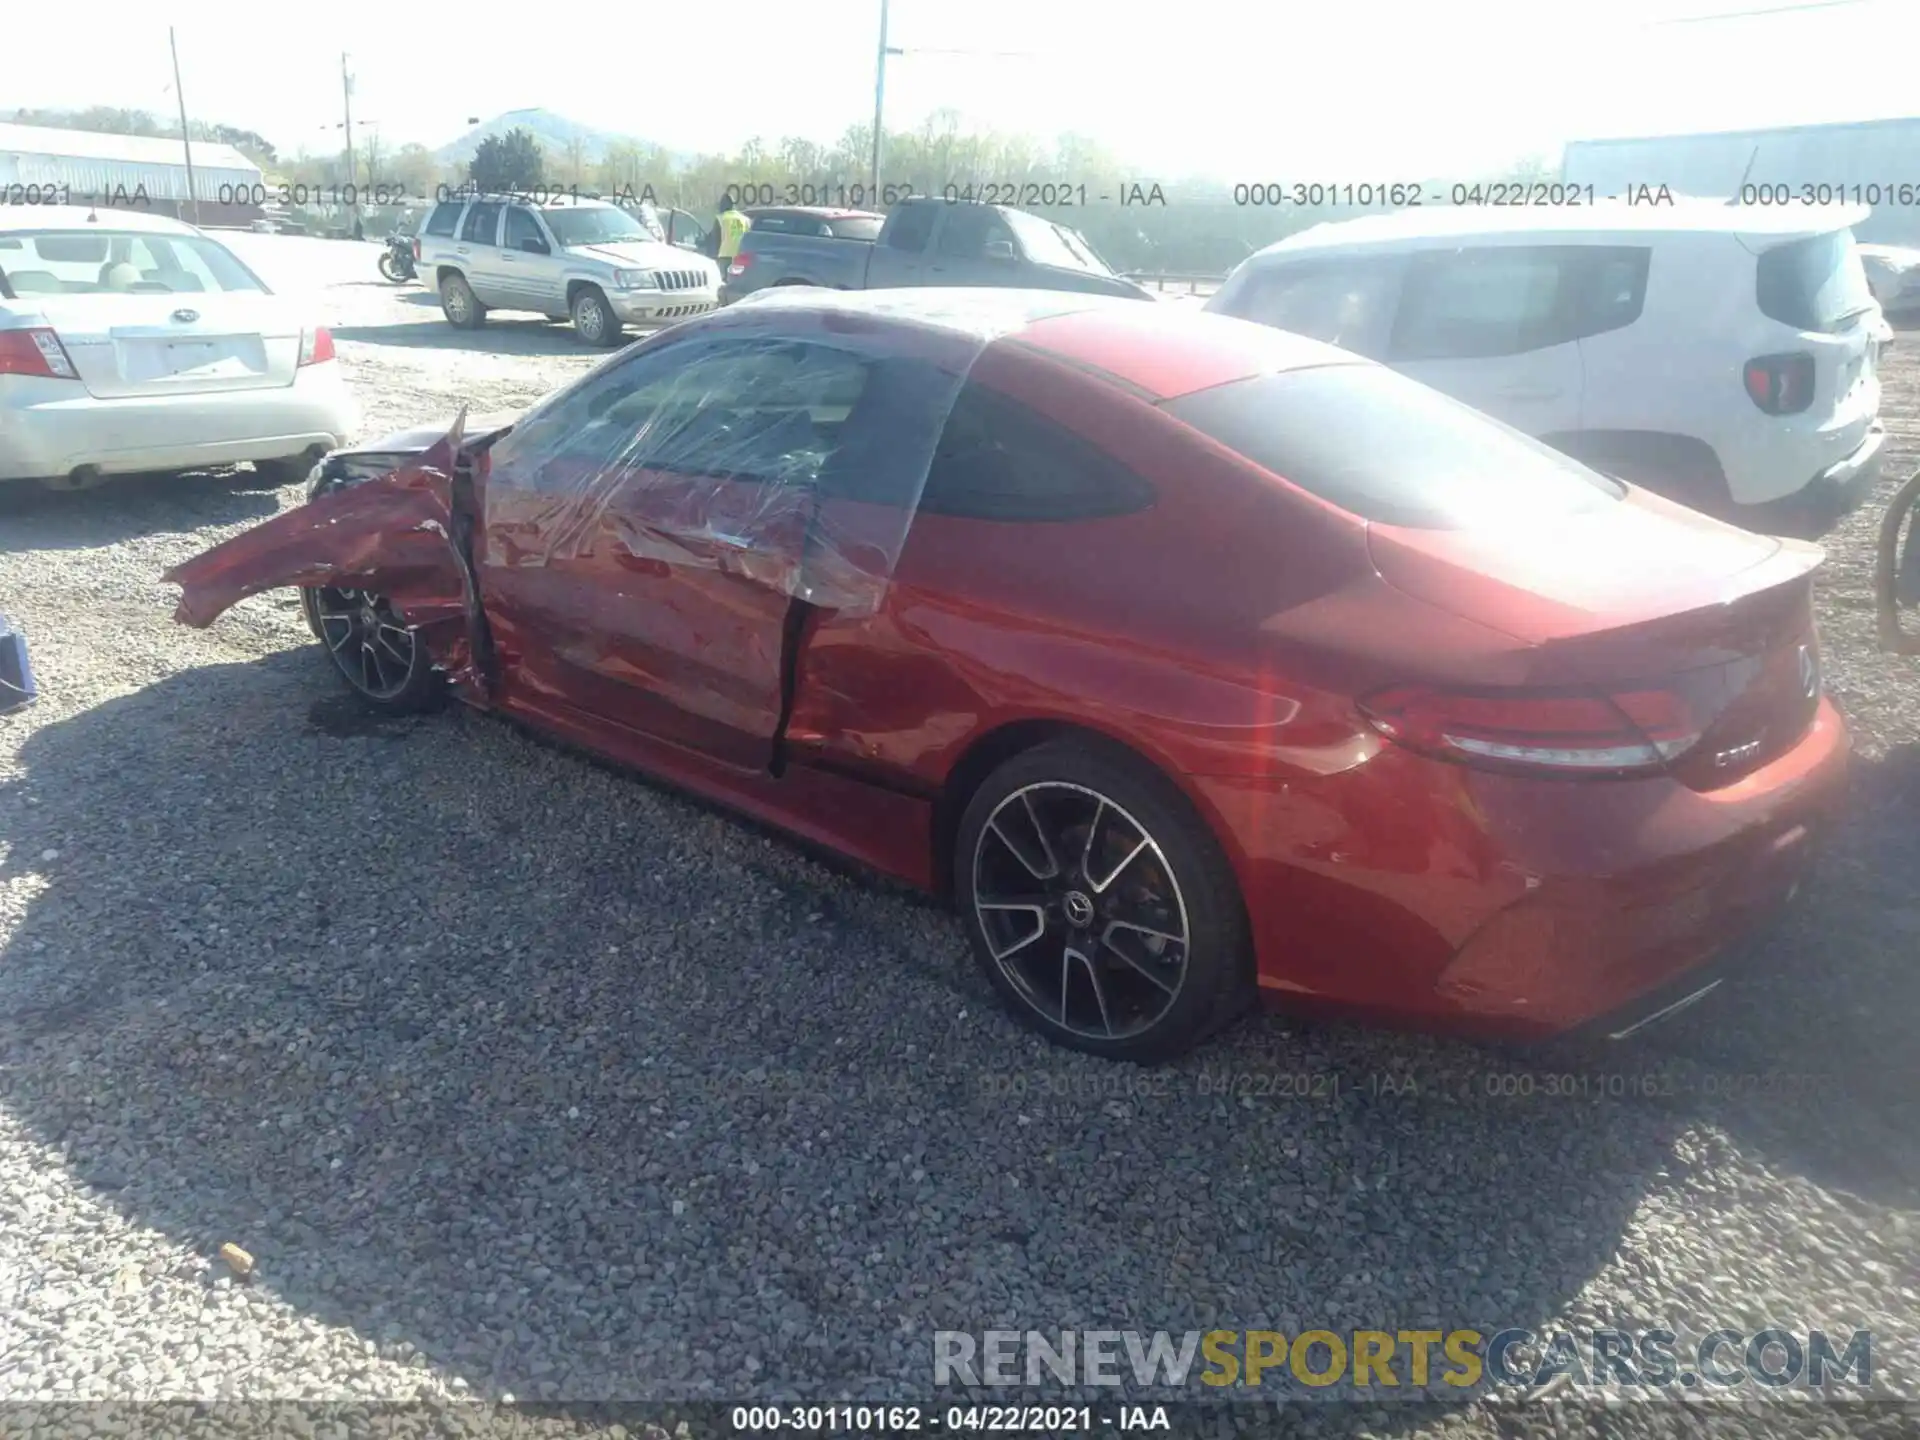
[378,234,417,284]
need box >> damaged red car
[166,289,1850,1062]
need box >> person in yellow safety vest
[715,196,752,264]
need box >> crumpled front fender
[161,418,490,691]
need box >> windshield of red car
[1161,362,1626,529]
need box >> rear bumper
[1212,695,1851,1041]
[1427,699,1849,1039]
[1806,421,1887,517]
[0,366,359,482]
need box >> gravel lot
[1,235,1917,1439]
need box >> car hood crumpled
[162,417,487,689]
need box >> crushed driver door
[477,336,874,774]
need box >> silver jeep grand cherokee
[414,193,721,346]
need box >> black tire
[249,455,317,487]
[954,739,1255,1063]
[571,286,624,347]
[378,252,405,282]
[439,273,486,329]
[298,586,443,714]
[1876,467,1920,655]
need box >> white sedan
[0,205,358,490]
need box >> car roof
[0,205,201,236]
[713,287,1355,400]
[749,206,883,220]
[1252,197,1871,260]
[440,193,620,210]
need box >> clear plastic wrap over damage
[478,307,991,616]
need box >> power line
[1658,0,1875,24]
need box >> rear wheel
[955,740,1255,1063]
[439,273,486,329]
[250,454,316,487]
[300,586,442,713]
[571,286,624,347]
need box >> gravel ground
[1,236,1917,1439]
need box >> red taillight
[1359,683,1702,778]
[412,237,422,262]
[298,327,335,366]
[727,253,751,277]
[1743,352,1816,415]
[0,327,79,380]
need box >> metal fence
[1125,271,1228,296]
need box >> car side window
[639,342,872,491]
[1388,246,1588,361]
[885,205,937,254]
[495,338,872,497]
[935,205,1014,258]
[917,380,1157,521]
[423,202,462,238]
[461,201,503,245]
[1229,258,1402,360]
[1575,247,1652,339]
[502,207,546,251]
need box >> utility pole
[341,53,357,192]
[869,0,890,201]
[168,27,201,224]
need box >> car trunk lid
[1368,490,1826,786]
[28,293,301,400]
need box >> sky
[7,0,1918,181]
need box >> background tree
[469,129,545,191]
[385,143,445,198]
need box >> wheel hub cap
[970,781,1191,1042]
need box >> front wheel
[955,740,1255,1063]
[571,286,624,347]
[299,587,443,713]
[378,253,405,282]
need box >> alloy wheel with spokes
[310,587,431,704]
[972,780,1193,1043]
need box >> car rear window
[1161,363,1625,529]
[1756,230,1876,332]
[423,202,461,238]
[828,215,884,240]
[0,230,265,297]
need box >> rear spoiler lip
[1364,498,1824,654]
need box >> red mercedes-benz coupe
[166,289,1850,1062]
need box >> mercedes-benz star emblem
[1797,644,1819,699]
[171,308,199,323]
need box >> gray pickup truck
[723,197,1153,302]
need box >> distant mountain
[433,109,694,169]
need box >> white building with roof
[0,122,264,223]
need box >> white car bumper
[0,365,359,483]
[611,286,720,324]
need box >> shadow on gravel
[330,318,675,358]
[0,472,284,549]
[1638,739,1920,1208]
[0,657,1906,1430]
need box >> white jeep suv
[415,193,721,347]
[1204,201,1887,525]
